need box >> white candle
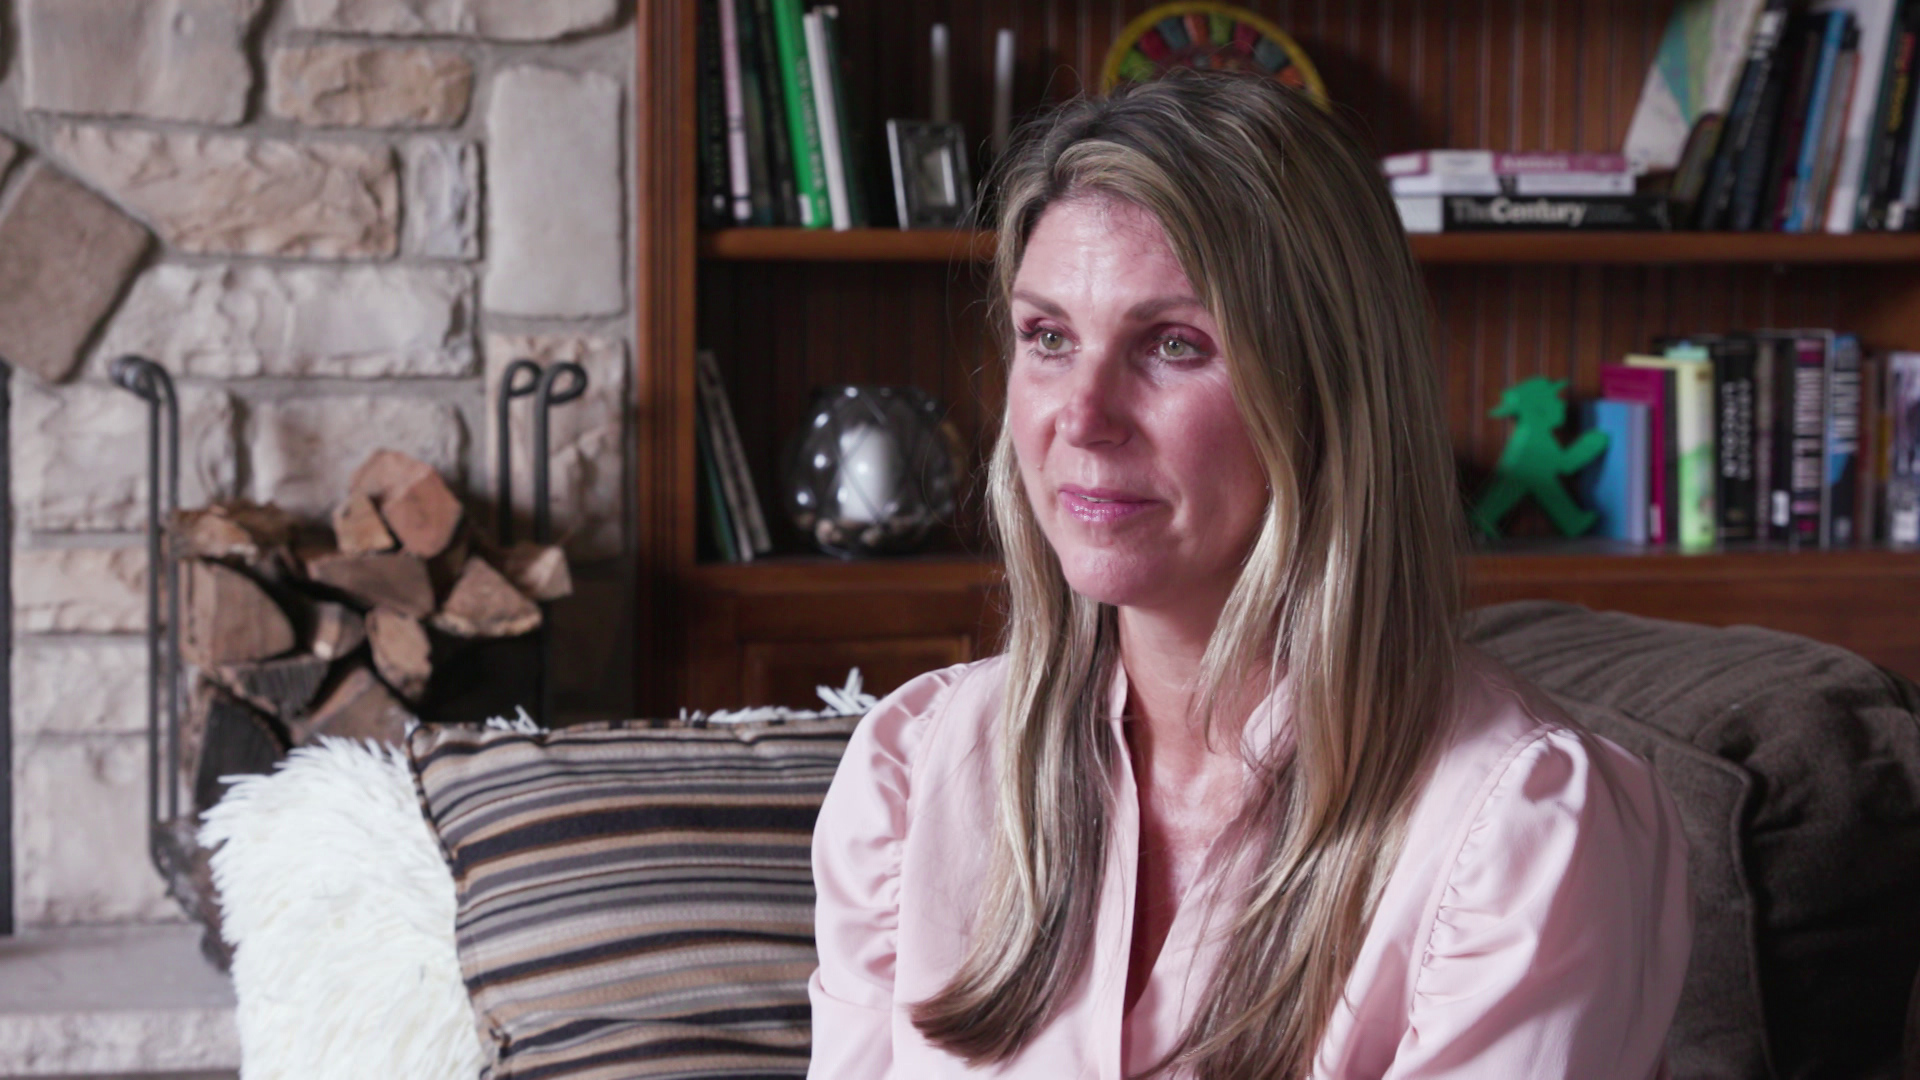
[835,424,899,524]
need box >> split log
[432,556,542,638]
[306,551,434,618]
[501,542,573,601]
[182,560,296,666]
[192,690,286,814]
[332,493,397,555]
[309,601,367,662]
[171,502,298,562]
[293,664,414,746]
[350,450,464,559]
[151,817,233,972]
[367,609,432,702]
[211,653,332,719]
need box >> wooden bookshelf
[702,228,1920,266]
[636,0,1920,712]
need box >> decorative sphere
[783,386,957,558]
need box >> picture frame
[886,120,973,229]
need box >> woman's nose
[1056,346,1131,449]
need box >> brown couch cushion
[1466,600,1920,1080]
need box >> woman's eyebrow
[1010,289,1067,318]
[1128,295,1205,321]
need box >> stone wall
[0,0,639,930]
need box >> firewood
[332,493,397,555]
[182,559,297,666]
[500,542,573,601]
[293,664,414,746]
[366,609,432,702]
[171,502,298,562]
[211,653,332,719]
[306,551,434,618]
[192,690,285,814]
[432,556,542,638]
[309,601,367,662]
[349,449,464,559]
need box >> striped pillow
[407,715,859,1080]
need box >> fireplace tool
[113,353,587,964]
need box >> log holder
[111,354,586,962]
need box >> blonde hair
[909,72,1466,1078]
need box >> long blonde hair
[909,72,1466,1078]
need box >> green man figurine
[1470,376,1608,539]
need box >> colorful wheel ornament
[1100,2,1328,107]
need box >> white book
[717,0,752,225]
[1623,0,1765,173]
[1393,195,1443,233]
[1817,0,1901,232]
[1381,149,1496,177]
[1389,173,1503,196]
[697,350,772,555]
[804,10,852,231]
[1511,172,1637,196]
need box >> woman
[809,72,1690,1079]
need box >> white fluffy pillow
[199,738,488,1080]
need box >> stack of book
[1575,331,1920,550]
[695,351,773,563]
[1635,0,1920,232]
[1386,151,1668,233]
[697,0,875,230]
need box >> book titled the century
[1395,194,1672,233]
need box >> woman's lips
[1058,485,1158,524]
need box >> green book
[697,413,740,563]
[1629,353,1718,549]
[769,0,830,228]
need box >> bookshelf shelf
[700,227,1920,266]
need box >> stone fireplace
[0,1,641,1070]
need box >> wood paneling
[640,0,1920,711]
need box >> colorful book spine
[1790,333,1833,543]
[1805,23,1861,229]
[1786,11,1852,231]
[716,0,754,224]
[1763,17,1826,229]
[769,0,830,228]
[1602,364,1678,545]
[1629,354,1719,549]
[1888,352,1920,545]
[1826,333,1864,544]
[746,0,798,225]
[1860,1,1918,228]
[736,0,778,224]
[1822,0,1902,232]
[819,7,869,227]
[1711,336,1762,541]
[1382,150,1631,176]
[1576,399,1652,544]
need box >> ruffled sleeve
[807,667,959,1079]
[1383,727,1693,1080]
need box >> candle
[835,423,900,525]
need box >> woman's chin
[1056,550,1175,610]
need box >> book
[1899,58,1920,224]
[1628,354,1719,549]
[819,7,870,227]
[716,0,754,225]
[1826,333,1864,544]
[1786,11,1854,231]
[803,9,851,230]
[1762,16,1828,229]
[1859,1,1918,228]
[1732,9,1808,228]
[737,0,782,224]
[1701,1,1793,229]
[1805,21,1862,229]
[1883,4,1920,226]
[746,0,800,225]
[696,408,741,563]
[1708,336,1762,541]
[1382,150,1632,176]
[1389,173,1635,197]
[1819,0,1903,232]
[696,350,772,556]
[1602,364,1679,545]
[1753,334,1782,537]
[695,352,757,562]
[1860,351,1885,540]
[1787,331,1834,543]
[1624,0,1768,175]
[696,0,732,226]
[1393,194,1671,233]
[1575,399,1652,544]
[769,0,830,228]
[1888,352,1920,544]
[1762,332,1802,536]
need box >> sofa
[204,601,1920,1079]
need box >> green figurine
[1470,376,1608,539]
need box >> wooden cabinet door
[742,636,972,709]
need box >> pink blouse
[808,647,1692,1078]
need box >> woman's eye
[1035,329,1066,352]
[1157,337,1198,360]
